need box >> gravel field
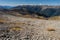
[0,14,60,40]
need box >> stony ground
[0,14,60,40]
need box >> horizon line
[0,4,60,6]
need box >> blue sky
[0,0,60,6]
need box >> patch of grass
[10,26,23,31]
[47,27,56,31]
[0,18,6,24]
[48,16,60,20]
[37,16,45,19]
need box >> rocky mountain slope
[9,5,60,18]
[0,5,60,40]
[1,5,60,18]
[0,13,60,40]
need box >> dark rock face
[54,8,60,16]
[40,8,57,17]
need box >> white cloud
[0,3,43,6]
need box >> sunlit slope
[0,14,60,40]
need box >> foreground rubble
[0,14,60,40]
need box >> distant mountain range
[0,5,60,18]
[0,6,13,9]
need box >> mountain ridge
[0,5,60,18]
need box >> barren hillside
[0,14,60,40]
